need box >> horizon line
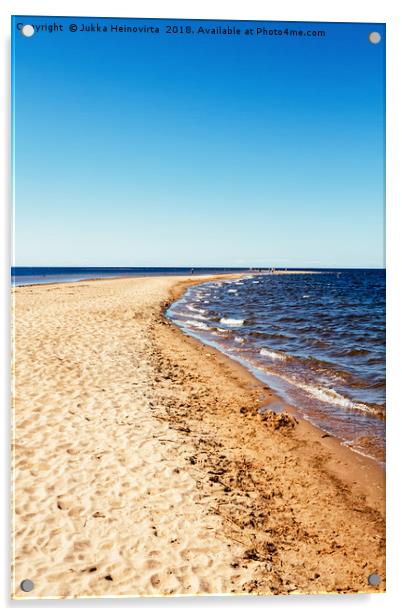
[11,265,386,270]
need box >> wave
[259,348,288,361]
[341,435,385,462]
[290,380,376,415]
[342,348,370,357]
[187,305,206,314]
[183,311,208,321]
[252,331,296,341]
[171,310,196,319]
[249,365,382,417]
[367,379,386,390]
[184,320,211,331]
[220,317,244,326]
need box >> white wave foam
[173,311,196,319]
[187,305,206,314]
[227,289,238,294]
[300,383,372,412]
[235,336,244,343]
[260,348,287,361]
[340,439,380,462]
[220,317,244,326]
[302,295,310,298]
[254,368,375,415]
[185,320,211,331]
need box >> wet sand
[11,275,385,598]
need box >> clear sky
[12,17,385,268]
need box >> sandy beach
[11,275,385,599]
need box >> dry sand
[11,275,385,599]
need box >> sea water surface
[11,267,247,287]
[167,270,385,464]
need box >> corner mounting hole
[21,24,35,38]
[368,572,381,586]
[20,579,34,592]
[368,32,381,45]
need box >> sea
[167,269,385,464]
[11,266,247,287]
[12,266,385,464]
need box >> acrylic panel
[11,16,385,599]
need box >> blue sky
[12,17,385,267]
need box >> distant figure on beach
[191,268,194,275]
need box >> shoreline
[12,274,385,598]
[164,278,385,506]
[165,277,385,468]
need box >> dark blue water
[167,270,385,463]
[11,266,248,287]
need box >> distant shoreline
[11,267,355,288]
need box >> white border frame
[1,1,400,614]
